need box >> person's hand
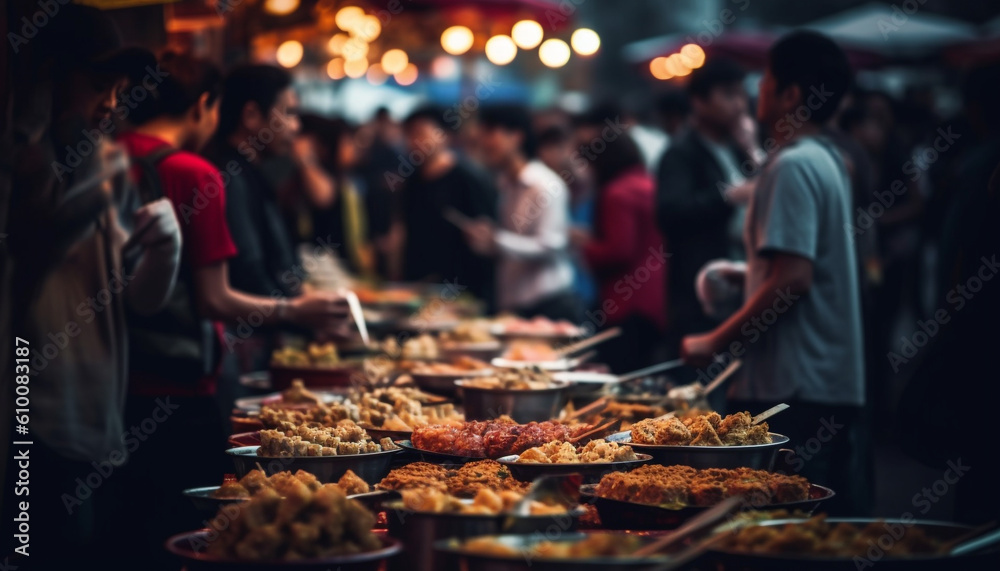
[130,197,182,256]
[463,217,496,256]
[569,227,591,249]
[287,292,350,331]
[291,135,320,167]
[680,332,722,368]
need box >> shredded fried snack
[258,420,397,457]
[213,469,368,499]
[398,488,566,516]
[411,418,596,458]
[375,462,450,493]
[630,411,772,446]
[595,465,810,509]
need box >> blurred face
[339,133,358,169]
[190,94,220,152]
[756,67,797,133]
[537,141,571,173]
[478,125,521,169]
[404,118,446,157]
[267,87,300,156]
[62,69,126,128]
[694,82,748,133]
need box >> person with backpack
[117,52,349,564]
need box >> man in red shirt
[117,52,348,563]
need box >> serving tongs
[631,495,743,563]
[554,327,621,358]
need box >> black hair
[403,104,448,131]
[300,113,355,177]
[217,64,293,138]
[374,106,391,120]
[767,31,853,124]
[656,89,691,118]
[479,104,536,158]
[130,52,222,125]
[687,58,745,100]
[575,101,622,129]
[584,130,645,189]
[537,125,571,149]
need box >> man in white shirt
[462,105,581,322]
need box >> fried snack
[439,320,496,344]
[398,488,566,516]
[258,420,397,457]
[446,460,529,496]
[501,340,561,362]
[411,418,598,458]
[376,462,450,493]
[411,357,491,376]
[271,344,340,368]
[514,439,638,463]
[207,484,381,560]
[460,368,557,390]
[719,514,947,557]
[594,465,810,509]
[212,469,366,498]
[382,334,439,360]
[463,534,643,559]
[630,412,772,446]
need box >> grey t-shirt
[731,136,865,406]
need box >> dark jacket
[655,131,748,334]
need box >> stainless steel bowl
[226,445,400,485]
[606,431,790,470]
[385,500,584,571]
[707,518,998,571]
[410,368,493,396]
[434,532,674,571]
[495,454,653,484]
[181,486,248,514]
[458,380,569,423]
[165,530,402,571]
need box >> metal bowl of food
[495,454,653,484]
[181,486,249,514]
[165,531,402,571]
[440,341,505,361]
[226,446,401,485]
[582,483,835,530]
[706,518,999,571]
[457,380,570,423]
[268,362,364,390]
[393,440,485,464]
[410,367,494,396]
[606,431,790,470]
[384,499,584,571]
[434,532,674,571]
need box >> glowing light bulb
[485,35,517,66]
[538,38,570,68]
[276,40,303,68]
[570,28,600,56]
[441,26,474,56]
[511,20,543,50]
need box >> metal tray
[226,445,400,484]
[495,454,652,484]
[607,431,790,470]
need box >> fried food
[630,411,772,446]
[515,439,638,463]
[460,367,558,390]
[382,334,439,360]
[411,356,491,375]
[271,344,340,368]
[498,316,581,337]
[212,469,367,498]
[376,460,528,497]
[719,514,947,557]
[502,340,561,361]
[411,418,599,458]
[439,320,496,344]
[207,483,381,560]
[375,462,450,493]
[398,487,565,516]
[463,533,644,559]
[595,465,810,509]
[258,420,397,457]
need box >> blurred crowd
[3,4,999,570]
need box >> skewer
[632,495,744,557]
[564,396,610,422]
[555,327,621,358]
[567,418,622,444]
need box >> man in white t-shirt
[462,105,580,322]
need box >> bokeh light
[395,63,419,86]
[485,35,517,65]
[366,63,388,85]
[680,43,706,69]
[441,26,474,56]
[511,20,543,50]
[327,33,349,55]
[538,38,570,68]
[570,28,600,56]
[264,0,299,16]
[276,40,303,68]
[650,56,673,80]
[335,6,365,30]
[326,57,345,79]
[381,49,409,75]
[344,57,368,78]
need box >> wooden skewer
[701,359,743,396]
[565,396,610,422]
[567,418,622,444]
[555,327,622,358]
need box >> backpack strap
[133,145,179,204]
